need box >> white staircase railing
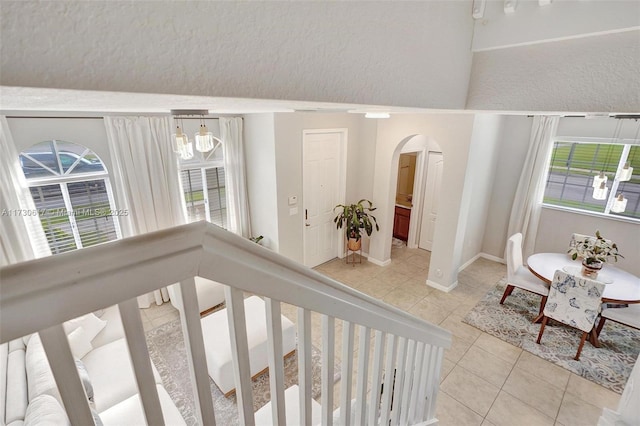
[1,221,452,425]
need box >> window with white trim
[543,140,639,220]
[178,138,227,228]
[19,140,122,254]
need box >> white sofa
[168,276,227,314]
[0,305,185,426]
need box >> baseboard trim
[427,279,458,293]
[480,252,506,264]
[458,254,482,273]
[457,253,506,273]
[368,257,391,267]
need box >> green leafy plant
[249,235,264,245]
[333,199,379,241]
[568,230,624,265]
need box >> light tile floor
[142,243,621,425]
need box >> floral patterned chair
[536,270,605,360]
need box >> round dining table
[527,252,640,347]
[527,253,640,304]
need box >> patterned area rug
[146,318,340,425]
[463,279,639,394]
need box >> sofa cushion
[82,338,162,412]
[63,313,107,342]
[90,306,125,349]
[67,327,94,359]
[25,334,60,403]
[0,343,7,424]
[23,394,70,426]
[98,385,185,426]
[6,347,28,424]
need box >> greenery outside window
[178,133,227,228]
[543,140,639,220]
[20,140,122,254]
[180,167,227,228]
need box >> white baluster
[265,298,286,426]
[399,339,416,426]
[416,344,434,422]
[39,325,96,425]
[298,307,312,426]
[340,320,355,426]
[379,334,397,426]
[118,298,165,425]
[322,315,335,426]
[368,331,386,426]
[354,326,371,425]
[390,337,407,425]
[408,341,425,423]
[425,346,444,421]
[177,278,216,425]
[225,286,255,426]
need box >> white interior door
[419,152,443,251]
[303,131,344,267]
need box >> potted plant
[567,230,624,279]
[333,199,380,251]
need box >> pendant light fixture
[593,180,608,200]
[170,109,216,160]
[611,193,627,213]
[592,121,619,199]
[195,115,215,152]
[171,116,194,160]
[592,171,607,188]
[619,121,639,181]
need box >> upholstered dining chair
[500,233,550,322]
[596,304,640,337]
[536,270,605,360]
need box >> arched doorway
[386,135,444,267]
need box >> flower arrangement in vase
[567,230,623,279]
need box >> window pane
[180,169,207,222]
[206,167,227,228]
[20,140,106,178]
[67,180,118,247]
[56,141,105,174]
[30,185,77,254]
[612,146,640,219]
[544,142,622,213]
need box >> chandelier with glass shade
[171,110,220,160]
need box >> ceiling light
[365,112,390,119]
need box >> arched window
[19,140,122,254]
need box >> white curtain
[104,116,186,307]
[507,116,559,259]
[220,117,251,238]
[0,116,51,267]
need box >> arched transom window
[20,140,122,254]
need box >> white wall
[368,114,476,290]
[0,1,474,110]
[472,1,639,51]
[271,113,372,263]
[481,116,534,259]
[535,207,640,276]
[459,115,504,265]
[7,118,112,170]
[467,30,640,113]
[243,114,280,251]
